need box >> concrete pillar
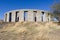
[48,13,51,22]
[48,15,50,22]
[43,12,48,22]
[4,14,6,22]
[36,11,42,22]
[19,10,24,22]
[4,14,5,22]
[6,13,9,22]
[28,10,34,22]
[48,14,52,22]
[11,11,16,22]
[24,11,28,21]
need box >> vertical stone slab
[36,10,42,22]
[19,10,24,22]
[43,12,48,22]
[25,11,28,21]
[48,15,51,22]
[48,14,52,22]
[7,13,9,22]
[28,10,34,22]
[4,14,6,22]
[11,11,16,22]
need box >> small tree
[51,1,60,22]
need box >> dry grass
[0,22,60,40]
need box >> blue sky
[0,0,59,20]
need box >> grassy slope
[0,22,60,40]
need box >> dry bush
[0,22,60,40]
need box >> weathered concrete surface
[4,9,52,22]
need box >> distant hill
[0,22,60,40]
